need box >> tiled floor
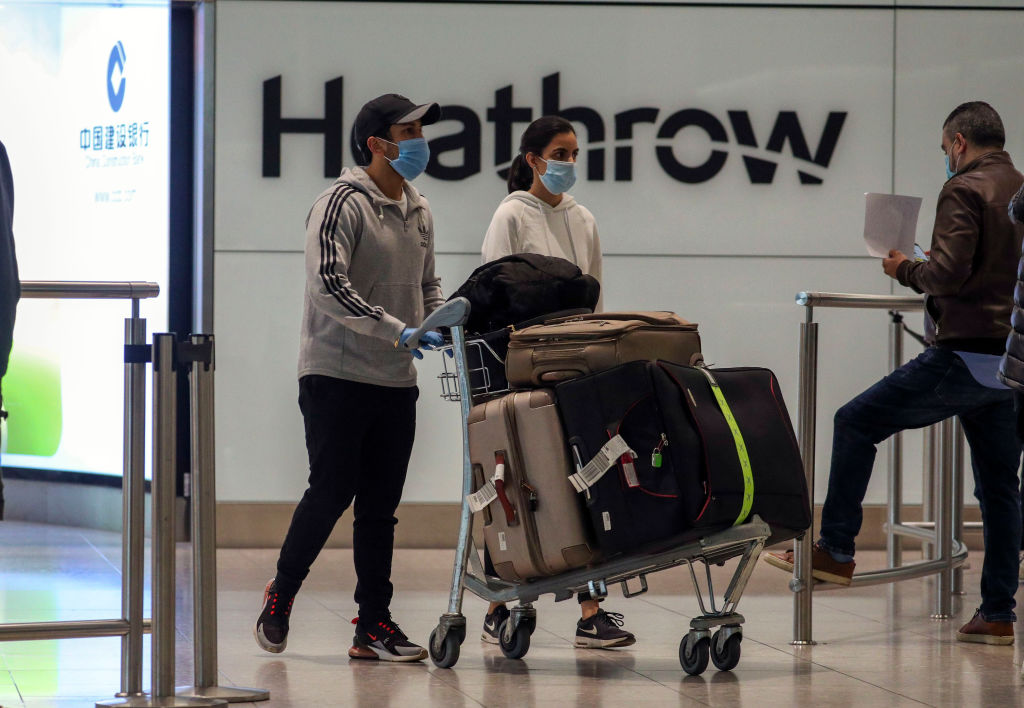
[1,521,1022,707]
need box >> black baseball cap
[353,93,441,164]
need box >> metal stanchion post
[792,313,818,645]
[887,314,904,569]
[931,418,954,619]
[177,336,268,703]
[921,425,937,559]
[119,301,147,698]
[101,334,223,708]
[951,418,965,595]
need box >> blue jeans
[819,346,1021,622]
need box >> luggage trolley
[403,299,771,674]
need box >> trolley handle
[402,297,472,350]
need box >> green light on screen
[2,348,62,457]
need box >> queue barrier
[790,291,970,645]
[0,282,267,706]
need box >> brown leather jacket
[896,151,1024,347]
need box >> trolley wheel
[499,619,531,660]
[429,627,461,669]
[710,629,742,672]
[679,634,710,676]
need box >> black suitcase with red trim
[556,360,811,554]
[554,360,700,556]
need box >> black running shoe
[574,609,636,649]
[349,616,428,662]
[254,578,294,653]
[481,605,511,644]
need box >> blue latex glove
[398,328,444,359]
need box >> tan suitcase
[505,311,702,387]
[468,389,600,582]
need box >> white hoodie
[481,191,604,311]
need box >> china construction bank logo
[261,72,846,185]
[107,41,127,112]
[77,40,152,201]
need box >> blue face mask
[381,137,430,181]
[537,157,577,195]
[944,140,960,180]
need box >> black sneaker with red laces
[254,578,295,653]
[349,616,428,662]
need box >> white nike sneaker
[481,605,511,644]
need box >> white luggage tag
[466,460,505,514]
[621,457,640,488]
[569,435,636,493]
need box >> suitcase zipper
[509,326,697,347]
[616,398,679,499]
[501,395,553,577]
[656,363,715,520]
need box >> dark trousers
[819,347,1021,622]
[1015,391,1024,550]
[275,375,418,621]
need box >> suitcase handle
[494,454,518,526]
[543,311,696,327]
[530,348,589,383]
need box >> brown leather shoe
[956,610,1014,646]
[763,542,855,586]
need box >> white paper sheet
[863,193,923,258]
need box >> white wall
[212,1,1024,506]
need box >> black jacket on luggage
[450,254,600,334]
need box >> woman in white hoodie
[480,117,634,649]
[481,116,603,311]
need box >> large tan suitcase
[468,389,600,582]
[505,311,702,387]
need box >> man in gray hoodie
[255,94,444,662]
[0,140,20,521]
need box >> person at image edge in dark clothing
[0,140,20,521]
[997,172,1024,580]
[765,101,1024,646]
[253,94,445,662]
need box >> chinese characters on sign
[79,121,149,150]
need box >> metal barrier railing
[790,291,969,645]
[4,281,158,697]
[0,282,267,706]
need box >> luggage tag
[621,455,640,488]
[466,480,498,514]
[571,445,593,502]
[465,455,506,514]
[569,435,636,493]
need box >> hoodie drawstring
[563,211,578,263]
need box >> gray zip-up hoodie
[481,191,603,311]
[298,167,443,387]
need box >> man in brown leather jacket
[767,102,1024,646]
